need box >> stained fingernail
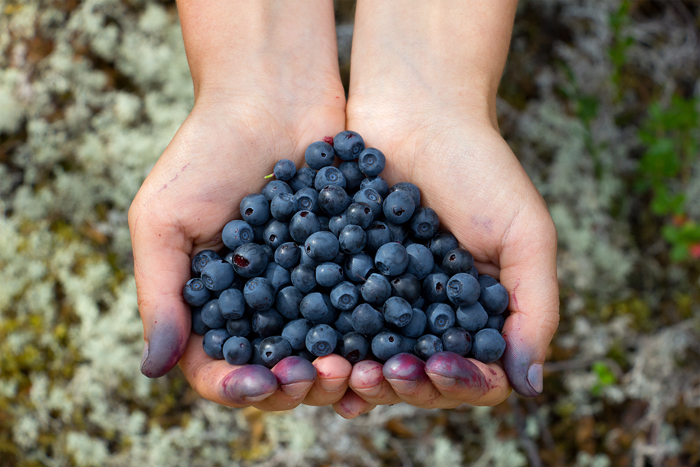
[429,374,456,388]
[319,377,346,392]
[221,365,278,405]
[141,321,187,378]
[272,356,317,386]
[386,378,417,392]
[354,385,382,397]
[383,353,427,382]
[281,381,314,397]
[527,363,543,394]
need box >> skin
[129,0,560,415]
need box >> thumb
[129,201,192,378]
[498,213,559,397]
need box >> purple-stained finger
[383,353,461,409]
[140,313,190,378]
[220,365,279,405]
[349,360,401,405]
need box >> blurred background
[1,0,699,465]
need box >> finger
[333,389,377,419]
[499,209,560,397]
[253,357,318,411]
[425,352,511,406]
[129,200,192,378]
[179,335,278,407]
[382,353,462,409]
[348,360,402,405]
[302,354,352,406]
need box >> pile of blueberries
[183,131,509,369]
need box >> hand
[332,0,559,417]
[128,0,353,410]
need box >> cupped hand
[333,100,560,418]
[128,92,353,410]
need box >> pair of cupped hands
[128,52,560,417]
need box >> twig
[508,394,543,467]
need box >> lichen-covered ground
[1,1,699,466]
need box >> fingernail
[386,379,417,392]
[429,374,456,388]
[221,365,278,405]
[354,385,382,397]
[141,321,187,378]
[319,377,346,392]
[281,381,314,397]
[527,363,543,394]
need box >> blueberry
[478,278,509,315]
[388,182,421,207]
[202,328,231,360]
[360,176,389,199]
[401,308,427,338]
[300,246,320,267]
[305,231,340,262]
[289,210,322,243]
[338,161,364,193]
[282,318,313,350]
[385,222,409,244]
[226,316,252,337]
[191,250,221,276]
[329,213,350,237]
[471,328,506,363]
[365,221,392,253]
[263,220,290,250]
[314,166,346,191]
[243,277,276,311]
[346,202,374,229]
[442,248,475,276]
[333,130,365,161]
[201,260,235,291]
[371,331,403,361]
[466,266,479,280]
[289,167,317,192]
[191,307,210,336]
[383,191,416,224]
[217,289,245,320]
[485,313,506,332]
[422,272,450,303]
[273,159,297,181]
[315,262,344,288]
[405,243,434,280]
[231,243,269,278]
[291,264,317,293]
[358,147,386,177]
[270,193,299,222]
[262,244,274,263]
[353,188,383,218]
[294,187,320,214]
[261,262,291,292]
[441,327,472,356]
[318,185,350,216]
[338,224,367,254]
[252,309,285,338]
[361,273,392,306]
[300,292,337,325]
[455,302,489,332]
[410,207,440,240]
[414,334,443,360]
[274,242,301,269]
[305,324,338,357]
[338,332,370,363]
[223,336,253,365]
[425,303,456,336]
[183,278,211,306]
[222,221,254,252]
[390,274,421,304]
[250,337,265,366]
[259,335,293,367]
[383,296,413,328]
[295,348,316,362]
[305,141,336,170]
[261,180,293,202]
[344,252,376,284]
[352,303,385,337]
[330,281,360,311]
[331,250,347,266]
[275,285,304,319]
[446,273,481,307]
[201,299,227,329]
[428,231,459,261]
[333,310,356,334]
[240,193,270,226]
[374,242,409,277]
